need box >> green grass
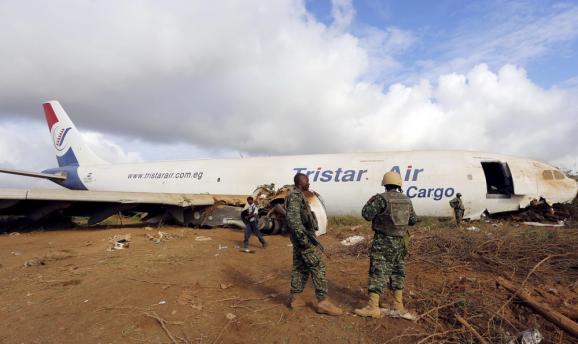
[327,215,366,227]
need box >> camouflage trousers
[368,232,406,294]
[290,246,328,301]
[454,209,464,225]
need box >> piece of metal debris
[24,258,45,267]
[380,308,417,321]
[195,236,212,242]
[146,231,173,244]
[522,221,564,227]
[109,234,131,250]
[341,235,365,246]
[507,328,543,344]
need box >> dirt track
[1,221,577,343]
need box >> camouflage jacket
[285,188,318,248]
[362,190,417,236]
[449,197,464,210]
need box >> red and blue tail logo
[53,126,72,151]
[43,102,79,166]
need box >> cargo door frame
[480,161,514,198]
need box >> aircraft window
[542,170,554,180]
[481,162,513,195]
[553,170,565,180]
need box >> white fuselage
[69,150,577,219]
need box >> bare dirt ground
[1,218,577,344]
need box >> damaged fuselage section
[464,156,577,219]
[0,186,329,235]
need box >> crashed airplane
[0,101,576,233]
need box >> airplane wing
[0,167,67,181]
[0,188,247,227]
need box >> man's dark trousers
[243,220,266,248]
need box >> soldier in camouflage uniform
[354,171,417,320]
[449,193,465,227]
[285,173,343,316]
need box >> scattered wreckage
[488,196,578,227]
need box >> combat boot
[393,289,404,311]
[289,293,306,309]
[387,290,417,321]
[353,292,381,318]
[316,298,343,316]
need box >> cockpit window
[542,170,554,180]
[553,170,565,180]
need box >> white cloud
[82,132,143,164]
[0,0,576,183]
[356,26,415,81]
[330,0,355,31]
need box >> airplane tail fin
[43,100,108,167]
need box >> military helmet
[381,171,402,187]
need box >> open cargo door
[481,161,513,197]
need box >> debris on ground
[507,328,543,344]
[380,308,417,321]
[108,234,131,250]
[145,231,174,244]
[465,226,480,232]
[9,232,20,237]
[24,258,45,267]
[225,313,237,320]
[195,236,212,242]
[338,240,369,258]
[491,197,578,225]
[523,221,565,227]
[340,235,365,246]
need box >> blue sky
[306,0,578,88]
